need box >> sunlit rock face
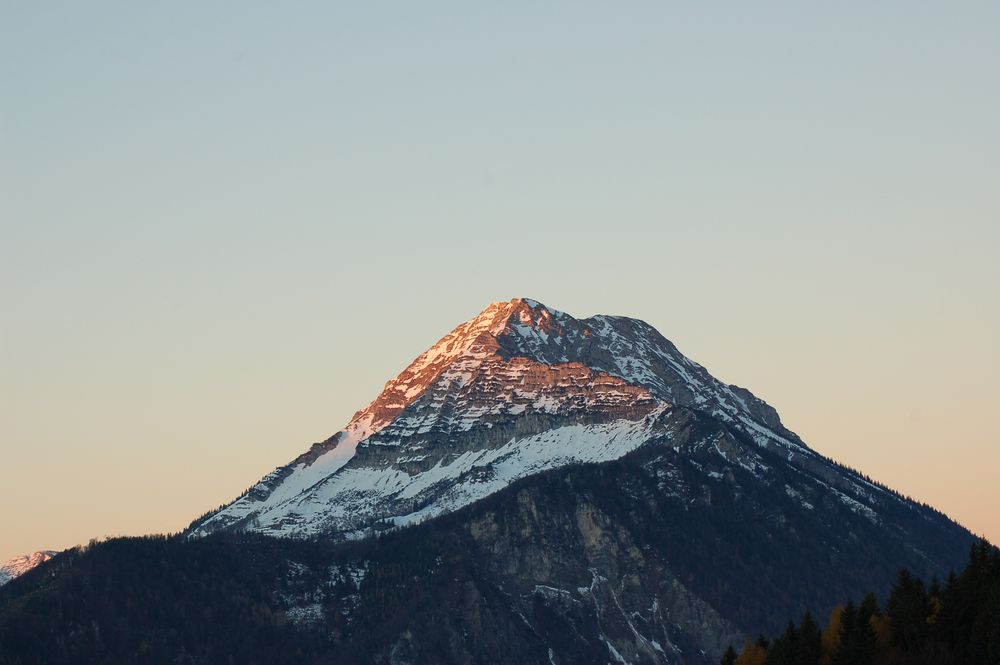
[0,551,57,586]
[190,298,881,542]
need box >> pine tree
[834,600,856,660]
[764,620,798,665]
[849,594,878,664]
[795,611,822,665]
[886,568,930,652]
[935,569,961,650]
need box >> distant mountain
[0,299,976,664]
[0,551,57,586]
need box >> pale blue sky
[2,2,998,561]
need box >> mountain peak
[464,297,562,335]
[344,298,572,436]
[0,550,57,587]
[507,296,559,321]
[191,299,811,540]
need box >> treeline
[722,540,1000,665]
[0,534,341,665]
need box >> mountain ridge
[1,298,977,664]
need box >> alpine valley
[0,299,976,665]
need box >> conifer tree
[849,594,878,664]
[830,600,856,665]
[763,621,797,665]
[795,611,822,665]
[886,568,930,652]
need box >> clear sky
[2,2,998,562]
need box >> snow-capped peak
[189,298,810,540]
[0,550,57,586]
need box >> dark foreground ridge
[0,429,974,664]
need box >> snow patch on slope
[221,406,671,539]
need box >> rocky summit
[190,298,806,541]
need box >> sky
[2,2,998,562]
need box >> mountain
[0,551,57,587]
[190,298,809,540]
[0,299,976,665]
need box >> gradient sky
[2,2,998,562]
